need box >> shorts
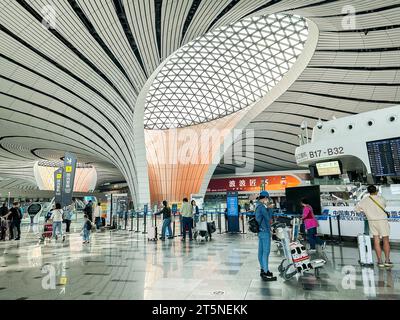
[369,220,390,237]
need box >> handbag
[369,196,390,218]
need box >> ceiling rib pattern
[0,0,398,199]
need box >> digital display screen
[316,161,341,176]
[367,137,400,177]
[285,185,321,215]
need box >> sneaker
[384,261,394,268]
[266,271,274,277]
[62,236,66,242]
[377,261,385,268]
[260,269,265,277]
[160,237,165,241]
[262,273,277,282]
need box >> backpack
[248,204,265,233]
[248,217,260,233]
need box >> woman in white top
[50,203,65,241]
[94,202,102,230]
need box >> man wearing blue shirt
[256,191,277,281]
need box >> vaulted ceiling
[0,0,399,194]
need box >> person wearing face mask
[255,191,277,281]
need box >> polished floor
[0,222,399,300]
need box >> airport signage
[27,203,42,217]
[207,175,301,193]
[62,152,77,207]
[226,191,239,232]
[318,206,400,240]
[54,168,63,205]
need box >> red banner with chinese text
[206,175,301,193]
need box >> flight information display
[367,137,400,177]
[316,161,341,176]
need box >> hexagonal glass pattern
[145,14,308,130]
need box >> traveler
[300,198,326,253]
[191,200,200,224]
[0,203,9,241]
[45,205,54,223]
[94,202,102,230]
[9,202,22,241]
[181,198,193,241]
[63,203,74,233]
[101,211,107,226]
[355,185,393,268]
[155,200,173,241]
[247,200,255,220]
[82,214,91,244]
[255,191,277,281]
[84,200,93,221]
[50,203,65,241]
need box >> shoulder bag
[369,196,390,218]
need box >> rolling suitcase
[148,226,157,241]
[358,219,373,267]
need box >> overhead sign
[54,168,63,205]
[62,152,77,207]
[207,175,301,193]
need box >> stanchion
[124,212,128,230]
[173,212,176,237]
[142,211,147,234]
[218,212,222,234]
[337,213,342,244]
[328,214,339,244]
[179,214,183,236]
[154,214,157,237]
[130,210,134,231]
[329,215,333,239]
[135,211,140,233]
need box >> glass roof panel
[145,14,308,130]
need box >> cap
[260,191,270,197]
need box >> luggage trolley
[193,213,216,241]
[274,217,326,280]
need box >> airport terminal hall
[1,0,400,306]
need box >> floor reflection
[0,224,399,300]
